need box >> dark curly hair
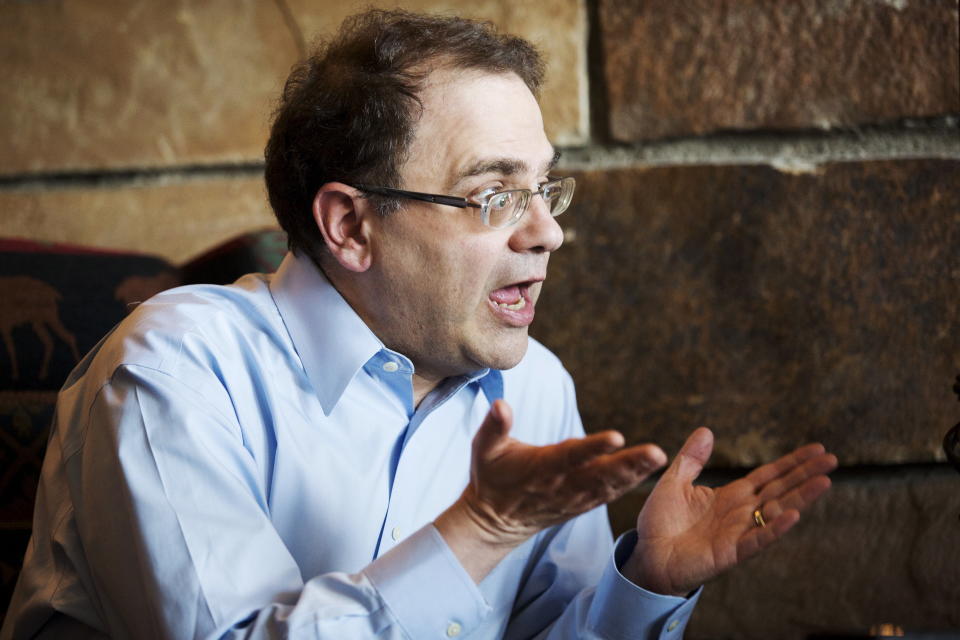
[264,9,545,267]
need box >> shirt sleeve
[66,363,489,640]
[502,513,701,640]
[587,530,701,639]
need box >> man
[2,10,836,639]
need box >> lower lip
[488,285,535,327]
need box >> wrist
[621,544,689,598]
[437,488,528,549]
[434,493,525,584]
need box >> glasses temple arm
[352,184,479,209]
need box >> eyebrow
[452,148,562,188]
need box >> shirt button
[391,526,401,541]
[382,361,399,372]
[446,621,462,637]
[667,619,680,632]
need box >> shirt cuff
[364,523,491,639]
[585,530,702,640]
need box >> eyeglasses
[351,176,575,229]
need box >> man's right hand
[434,399,667,583]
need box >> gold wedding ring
[753,508,767,528]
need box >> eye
[488,191,516,210]
[472,185,505,205]
[541,182,559,200]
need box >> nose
[508,194,564,253]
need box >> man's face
[361,69,564,382]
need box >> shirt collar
[268,251,503,415]
[269,252,384,416]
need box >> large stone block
[0,175,275,263]
[599,0,960,141]
[607,466,960,639]
[1,0,586,175]
[1,0,298,175]
[532,160,960,465]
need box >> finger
[736,508,801,562]
[612,443,668,474]
[581,443,667,482]
[757,475,832,522]
[548,430,627,472]
[471,399,513,461]
[745,443,827,488]
[663,427,714,484]
[566,445,667,510]
[756,453,837,503]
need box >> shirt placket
[365,352,482,558]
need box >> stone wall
[2,1,959,638]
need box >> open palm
[627,427,837,596]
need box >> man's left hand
[622,427,838,597]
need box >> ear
[312,183,373,272]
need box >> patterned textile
[0,392,56,525]
[0,239,179,391]
[0,392,56,617]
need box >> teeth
[497,296,526,311]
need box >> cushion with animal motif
[0,238,180,391]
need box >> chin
[472,333,530,372]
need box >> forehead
[402,69,555,190]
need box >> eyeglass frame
[349,176,575,229]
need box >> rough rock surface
[607,466,960,639]
[599,0,960,141]
[532,159,960,465]
[0,176,273,263]
[0,0,297,174]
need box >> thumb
[472,399,513,461]
[665,426,714,484]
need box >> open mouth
[490,284,528,311]
[488,281,538,326]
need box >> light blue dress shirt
[2,252,699,639]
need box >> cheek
[378,217,502,308]
[445,239,499,298]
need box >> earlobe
[312,183,372,272]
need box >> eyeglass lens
[485,178,574,228]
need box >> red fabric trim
[0,237,154,257]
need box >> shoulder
[66,274,289,391]
[54,274,298,449]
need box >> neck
[324,265,454,409]
[411,371,444,408]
